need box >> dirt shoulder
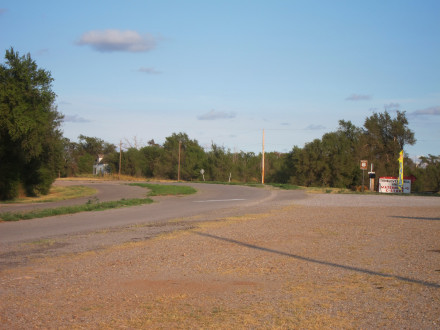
[0,193,439,328]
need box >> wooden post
[118,140,122,180]
[178,140,181,182]
[262,129,265,184]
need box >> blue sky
[1,1,439,158]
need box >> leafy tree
[78,135,116,156]
[206,143,231,181]
[60,135,116,176]
[282,112,415,189]
[0,48,63,199]
[299,139,327,186]
[77,153,95,174]
[320,120,362,187]
[61,138,80,177]
[235,151,260,183]
[362,110,415,178]
[418,155,440,192]
[124,147,146,177]
[140,144,163,177]
[263,152,285,183]
[156,133,206,180]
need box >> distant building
[93,154,110,175]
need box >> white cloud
[64,114,91,123]
[198,110,236,120]
[138,67,161,74]
[384,102,400,111]
[410,106,440,116]
[37,48,50,56]
[345,94,372,101]
[305,124,326,130]
[77,29,157,52]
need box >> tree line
[60,109,439,193]
[1,48,439,200]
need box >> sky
[1,1,439,158]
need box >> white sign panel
[379,177,411,194]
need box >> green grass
[193,181,305,190]
[0,198,153,221]
[128,183,197,196]
[266,183,303,190]
[191,181,265,188]
[0,183,197,222]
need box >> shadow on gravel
[389,216,440,221]
[196,232,440,289]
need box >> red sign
[379,177,411,194]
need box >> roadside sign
[360,160,368,192]
[360,160,368,170]
[379,177,411,194]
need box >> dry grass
[58,174,177,182]
[1,185,97,204]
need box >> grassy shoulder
[57,174,149,182]
[192,181,439,196]
[128,183,197,196]
[0,198,154,221]
[0,185,97,204]
[0,183,197,222]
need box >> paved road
[0,181,307,244]
[0,180,148,213]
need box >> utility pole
[178,140,182,182]
[262,129,265,184]
[118,140,122,180]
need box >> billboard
[379,177,411,194]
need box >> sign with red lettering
[378,177,411,194]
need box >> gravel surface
[0,189,439,329]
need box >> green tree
[77,153,95,174]
[123,147,146,177]
[0,48,63,199]
[206,143,231,181]
[320,120,362,187]
[299,139,327,186]
[141,143,164,178]
[235,151,260,183]
[264,152,286,183]
[61,135,116,176]
[61,138,80,177]
[362,111,415,178]
[419,155,440,192]
[78,135,116,156]
[156,133,206,180]
[283,112,415,189]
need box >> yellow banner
[398,150,404,192]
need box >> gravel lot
[0,189,439,329]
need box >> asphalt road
[0,181,306,244]
[0,180,149,213]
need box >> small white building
[93,154,110,175]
